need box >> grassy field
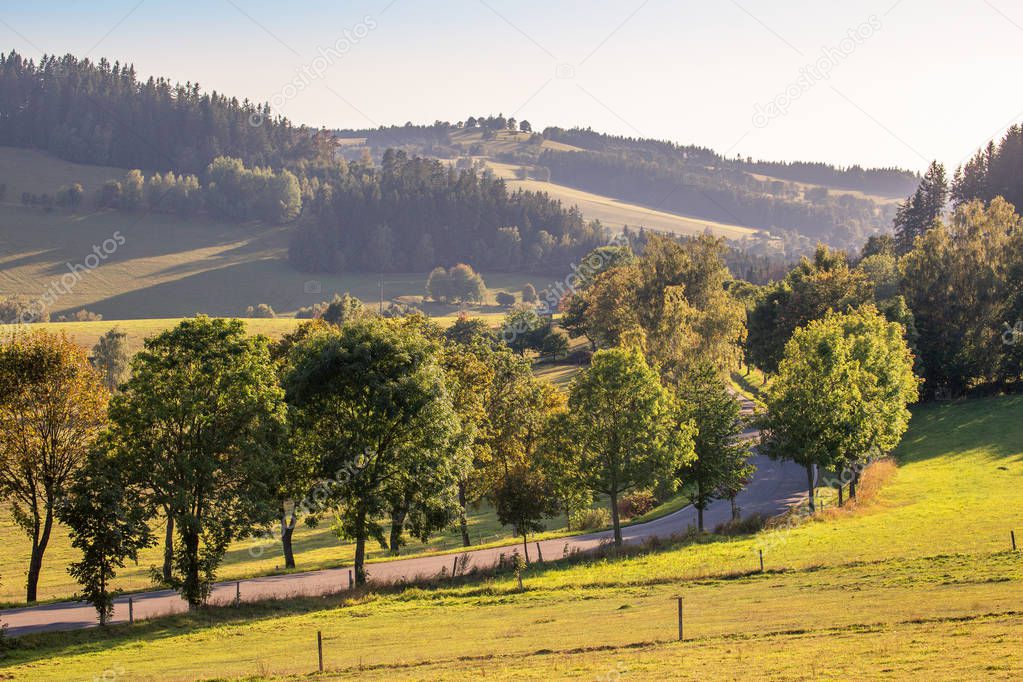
[485,160,759,239]
[0,313,511,355]
[747,171,905,205]
[3,395,1021,680]
[0,147,544,320]
[0,464,686,607]
[0,147,125,199]
[0,199,538,321]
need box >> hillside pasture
[485,161,759,239]
[2,395,1021,680]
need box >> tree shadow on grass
[894,394,1023,465]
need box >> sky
[3,0,1023,172]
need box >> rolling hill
[0,147,540,321]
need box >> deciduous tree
[283,318,459,584]
[0,330,108,602]
[671,364,752,531]
[91,327,130,391]
[58,447,153,625]
[552,348,694,546]
[110,317,288,608]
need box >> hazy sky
[3,0,1023,172]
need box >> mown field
[0,147,544,320]
[486,160,759,239]
[3,395,1021,680]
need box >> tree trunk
[26,504,54,603]
[458,482,471,547]
[730,495,740,521]
[609,489,622,547]
[162,513,174,583]
[354,509,368,585]
[805,464,816,513]
[837,482,844,508]
[389,505,407,556]
[696,479,706,532]
[182,528,202,610]
[98,569,108,626]
[850,468,860,499]
[281,508,297,569]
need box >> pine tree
[894,161,947,254]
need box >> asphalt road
[0,450,806,637]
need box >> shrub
[714,513,768,536]
[0,295,47,323]
[495,291,516,308]
[56,309,102,322]
[540,328,570,360]
[522,283,538,303]
[570,507,610,530]
[245,303,277,318]
[617,490,658,519]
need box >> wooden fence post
[234,581,240,607]
[1012,530,1017,552]
[677,597,683,641]
[536,542,544,563]
[348,570,353,589]
[452,556,458,578]
[128,597,134,625]
[317,630,323,672]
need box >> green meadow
[3,395,1020,680]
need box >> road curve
[0,450,806,637]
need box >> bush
[540,328,570,360]
[245,303,276,318]
[56,309,102,322]
[569,507,610,531]
[617,490,658,519]
[714,513,768,536]
[495,291,516,307]
[0,295,44,323]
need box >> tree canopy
[108,317,288,608]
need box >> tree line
[288,149,608,274]
[747,128,1023,401]
[536,148,894,249]
[0,310,737,621]
[23,157,303,224]
[0,228,925,623]
[0,51,321,174]
[559,233,917,518]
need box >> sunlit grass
[3,395,1021,680]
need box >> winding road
[0,446,806,637]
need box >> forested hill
[0,50,932,274]
[539,127,920,197]
[0,51,328,174]
[0,51,608,278]
[336,120,921,250]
